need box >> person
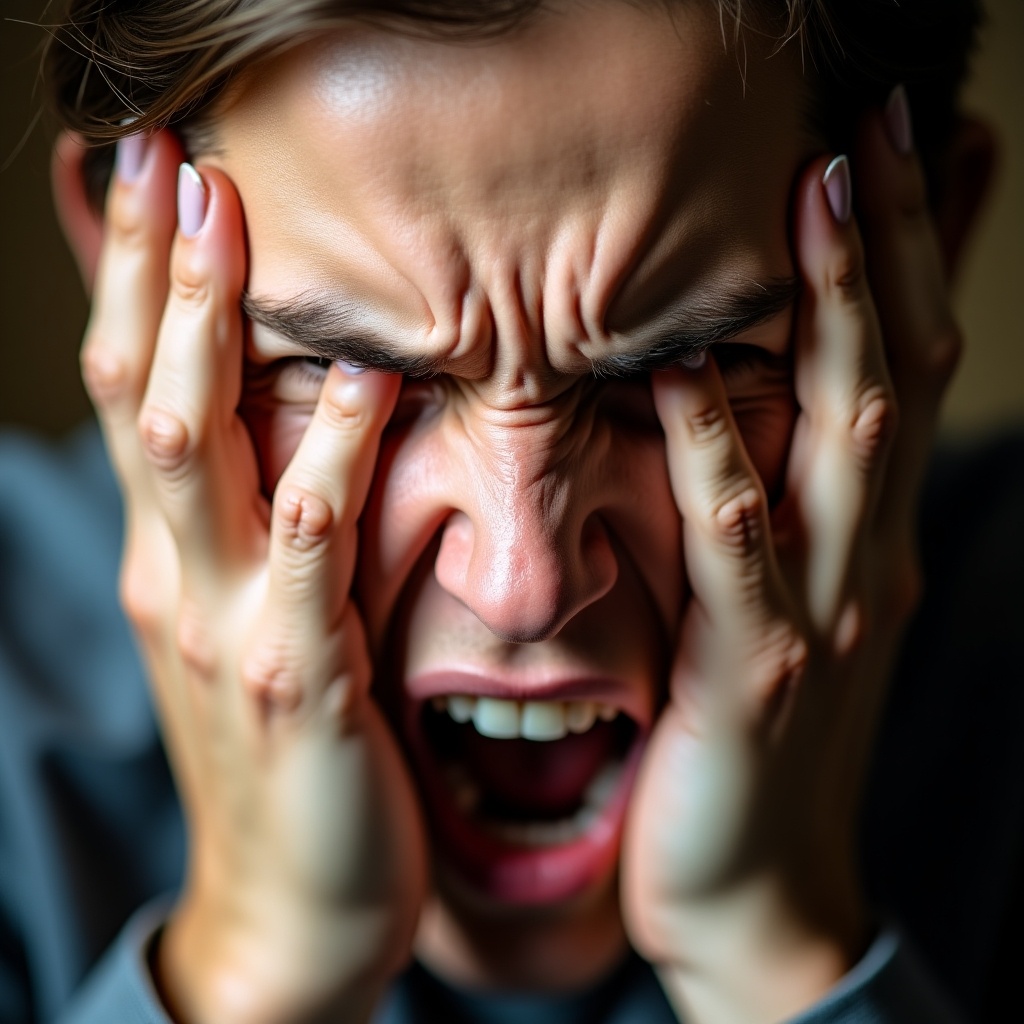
[1,0,1021,1021]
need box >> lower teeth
[482,804,602,847]
[442,758,625,847]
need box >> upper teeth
[430,695,618,741]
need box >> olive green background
[2,0,1022,437]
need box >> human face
[208,0,815,986]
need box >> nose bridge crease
[435,420,619,643]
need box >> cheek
[358,421,453,653]
[240,402,314,496]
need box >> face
[207,0,815,989]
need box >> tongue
[462,722,617,817]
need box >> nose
[433,437,619,644]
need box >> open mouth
[405,680,647,905]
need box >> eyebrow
[241,274,801,379]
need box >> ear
[51,131,105,295]
[933,114,1000,286]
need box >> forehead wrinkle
[218,2,810,398]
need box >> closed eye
[712,343,790,377]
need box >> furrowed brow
[242,292,446,377]
[244,275,801,380]
[590,275,801,379]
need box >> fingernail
[823,155,852,225]
[116,132,147,184]
[334,359,366,375]
[884,84,914,156]
[177,163,207,238]
[681,350,707,370]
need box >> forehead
[213,1,814,357]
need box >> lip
[405,669,652,731]
[402,668,650,905]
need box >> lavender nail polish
[681,350,707,370]
[116,133,147,183]
[884,84,914,156]
[823,155,852,225]
[177,163,207,238]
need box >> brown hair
[43,0,983,207]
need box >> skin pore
[192,0,821,993]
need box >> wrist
[152,893,400,1024]
[653,872,870,1024]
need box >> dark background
[2,0,1022,438]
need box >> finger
[244,366,401,712]
[855,90,963,535]
[138,163,255,594]
[787,154,898,630]
[80,130,182,496]
[652,362,796,659]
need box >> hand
[621,100,960,1023]
[80,131,427,1024]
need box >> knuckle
[707,485,765,550]
[319,388,370,434]
[241,644,305,712]
[829,243,868,303]
[927,322,964,385]
[832,599,867,659]
[274,485,337,553]
[169,261,211,309]
[749,623,809,703]
[106,196,149,250]
[176,601,219,683]
[138,407,195,475]
[118,523,181,650]
[685,401,731,447]
[80,340,137,409]
[119,560,165,637]
[850,389,898,463]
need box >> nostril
[434,509,619,644]
[581,512,617,577]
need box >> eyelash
[710,343,775,375]
[285,346,777,389]
[280,356,331,388]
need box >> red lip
[402,668,650,906]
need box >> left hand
[621,101,962,1024]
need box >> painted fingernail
[681,350,707,370]
[334,359,366,375]
[116,132,147,184]
[884,84,914,156]
[823,155,852,225]
[177,163,207,238]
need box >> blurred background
[2,0,1022,438]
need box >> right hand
[80,129,427,1024]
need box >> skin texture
[210,1,812,992]
[56,0,978,1020]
